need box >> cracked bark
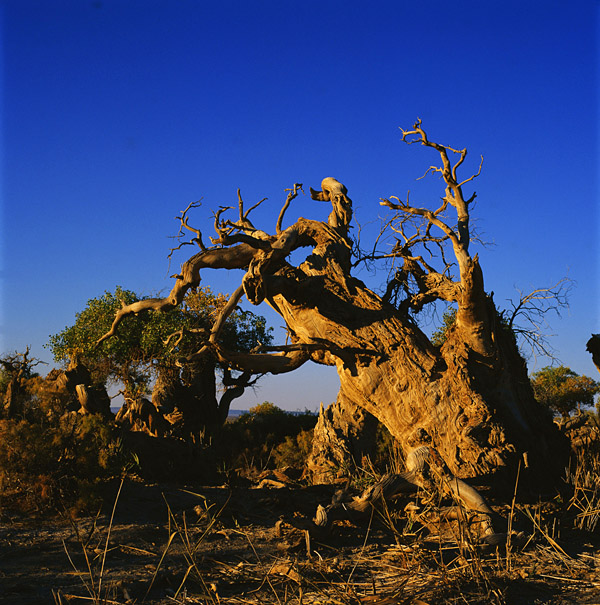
[98,128,563,482]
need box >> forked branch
[380,195,460,250]
[505,277,574,360]
[399,119,483,252]
[276,183,303,234]
[96,243,258,345]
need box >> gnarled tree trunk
[269,236,555,478]
[98,123,563,481]
[150,360,251,438]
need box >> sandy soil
[1,479,599,604]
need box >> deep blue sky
[2,0,598,411]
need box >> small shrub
[221,403,317,474]
[0,413,132,513]
[272,428,314,468]
[564,444,600,532]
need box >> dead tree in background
[0,348,42,418]
[98,122,562,482]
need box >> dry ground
[1,478,599,605]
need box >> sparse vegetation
[0,359,599,602]
[2,437,599,604]
[1,124,598,603]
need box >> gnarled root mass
[313,444,516,547]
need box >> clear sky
[1,0,598,411]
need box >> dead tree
[98,123,562,481]
[55,354,112,416]
[0,348,42,418]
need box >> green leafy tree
[47,286,272,431]
[530,366,599,419]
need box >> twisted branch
[276,183,303,234]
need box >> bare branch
[398,120,483,255]
[505,277,575,361]
[167,240,196,262]
[234,188,267,230]
[167,200,208,270]
[210,342,313,375]
[163,326,208,351]
[0,347,46,373]
[451,148,468,183]
[96,297,177,345]
[276,183,303,235]
[457,155,484,189]
[217,369,257,423]
[208,285,245,344]
[380,196,460,248]
[506,278,574,330]
[211,192,272,245]
[240,190,268,222]
[178,200,208,250]
[211,205,235,243]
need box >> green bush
[221,402,317,473]
[272,428,314,468]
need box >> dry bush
[564,444,600,533]
[0,413,133,513]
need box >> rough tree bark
[308,393,379,484]
[98,123,562,481]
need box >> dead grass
[2,448,600,605]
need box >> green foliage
[430,306,457,347]
[222,403,317,472]
[47,286,273,386]
[531,365,600,418]
[47,286,150,384]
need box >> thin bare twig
[276,183,303,234]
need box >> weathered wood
[97,129,564,482]
[308,393,379,484]
[314,444,507,545]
